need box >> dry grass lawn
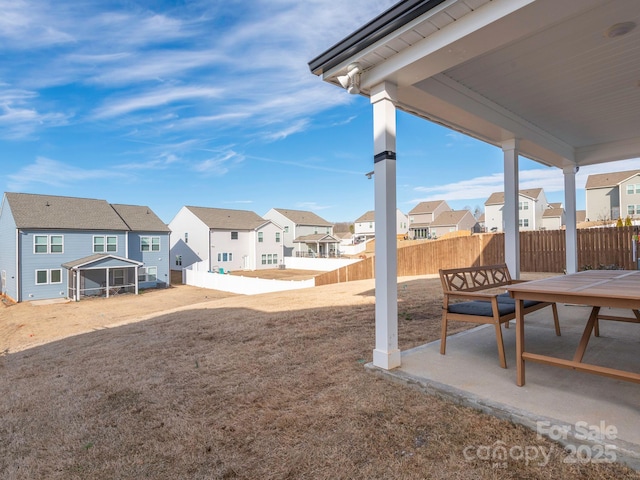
[0,276,638,479]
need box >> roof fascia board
[360,0,537,88]
[308,0,447,75]
[575,137,640,166]
[416,74,575,162]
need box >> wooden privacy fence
[314,226,640,286]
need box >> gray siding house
[263,208,338,257]
[0,193,170,303]
[585,169,640,222]
[429,210,478,238]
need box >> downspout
[15,228,20,302]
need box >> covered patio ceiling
[309,0,640,373]
[310,0,640,169]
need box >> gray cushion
[496,292,541,309]
[447,300,515,317]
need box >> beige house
[585,169,640,221]
[485,189,548,232]
[429,210,477,238]
[407,200,451,239]
[541,203,566,230]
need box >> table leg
[573,306,600,363]
[516,299,525,386]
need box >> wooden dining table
[507,270,640,386]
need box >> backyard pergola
[309,0,640,369]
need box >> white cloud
[93,86,223,119]
[7,157,126,190]
[192,151,244,176]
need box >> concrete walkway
[367,303,640,470]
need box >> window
[217,253,233,262]
[138,266,157,282]
[141,236,160,252]
[519,219,530,227]
[628,205,635,215]
[258,232,263,243]
[35,269,62,285]
[50,269,62,283]
[34,236,48,254]
[284,226,289,233]
[273,254,278,265]
[50,235,63,253]
[36,270,48,284]
[185,232,188,244]
[231,231,238,240]
[94,236,117,253]
[262,254,267,265]
[34,235,63,254]
[627,185,634,194]
[519,201,529,211]
[275,232,280,243]
[176,255,182,266]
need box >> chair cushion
[447,300,515,317]
[496,292,541,309]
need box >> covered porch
[62,254,142,301]
[293,233,342,258]
[309,0,640,469]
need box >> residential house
[353,209,408,241]
[0,193,170,303]
[484,188,548,232]
[263,208,339,257]
[585,169,640,221]
[407,200,451,239]
[541,203,566,230]
[169,206,283,272]
[429,210,477,238]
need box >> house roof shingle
[111,204,170,232]
[408,200,448,215]
[272,208,332,227]
[484,188,543,206]
[355,210,375,223]
[431,210,474,227]
[6,193,130,230]
[584,169,640,189]
[187,206,267,230]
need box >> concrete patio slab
[367,303,640,470]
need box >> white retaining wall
[184,261,315,295]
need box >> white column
[563,165,579,274]
[106,267,110,298]
[503,139,520,278]
[135,266,139,294]
[371,81,401,370]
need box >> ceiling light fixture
[605,21,636,38]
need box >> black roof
[308,0,447,75]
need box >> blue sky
[2,0,638,224]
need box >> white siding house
[354,209,408,240]
[484,189,548,232]
[169,206,283,272]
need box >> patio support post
[502,139,520,278]
[563,165,579,273]
[371,81,400,370]
[106,267,110,298]
[135,266,139,294]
